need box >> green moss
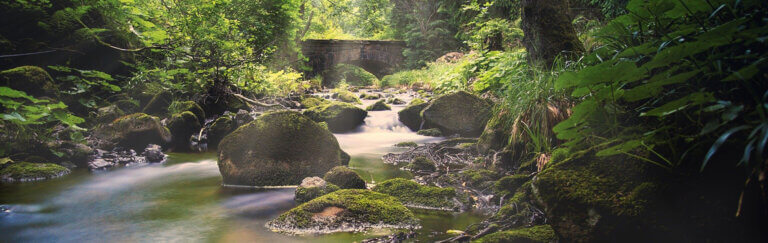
[0,66,58,97]
[373,178,457,209]
[417,128,443,137]
[405,156,436,171]
[169,101,206,122]
[386,98,406,105]
[408,98,426,106]
[549,148,571,165]
[142,91,173,115]
[113,99,140,113]
[323,166,367,189]
[494,174,530,198]
[295,183,340,203]
[207,116,235,148]
[366,100,391,111]
[459,169,499,188]
[394,141,418,148]
[300,97,330,109]
[334,90,361,104]
[360,93,382,100]
[1,162,69,182]
[476,225,558,243]
[398,102,429,131]
[269,189,417,230]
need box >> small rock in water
[143,144,165,163]
[0,205,9,213]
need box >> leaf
[0,87,40,102]
[624,70,701,102]
[641,92,715,117]
[597,139,643,156]
[702,125,751,171]
[0,157,11,165]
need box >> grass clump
[373,178,457,210]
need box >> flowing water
[0,91,484,242]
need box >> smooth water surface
[0,91,484,242]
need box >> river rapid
[0,90,484,242]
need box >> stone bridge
[302,39,405,85]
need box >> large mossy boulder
[532,153,658,242]
[217,111,345,186]
[267,189,418,234]
[475,225,558,243]
[142,91,173,115]
[323,166,366,189]
[397,101,428,131]
[421,91,491,137]
[0,66,58,98]
[1,162,70,182]
[95,105,125,124]
[300,97,330,109]
[303,102,367,133]
[294,177,340,203]
[207,116,235,149]
[373,178,459,211]
[167,111,201,151]
[170,101,206,123]
[92,113,171,150]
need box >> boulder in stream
[365,100,391,111]
[303,102,367,133]
[294,177,340,203]
[323,166,366,189]
[397,100,428,131]
[421,91,491,137]
[0,162,70,182]
[167,111,201,151]
[267,189,419,234]
[91,113,171,150]
[217,111,345,186]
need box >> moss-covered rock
[266,189,418,234]
[475,225,558,243]
[405,156,436,172]
[360,93,382,100]
[421,91,491,137]
[458,169,500,188]
[169,101,206,123]
[386,98,406,105]
[494,174,531,199]
[95,105,125,124]
[335,90,361,104]
[303,102,367,133]
[300,97,330,109]
[1,162,70,182]
[207,116,235,149]
[365,100,391,111]
[373,178,458,210]
[417,128,442,137]
[295,177,340,203]
[0,66,58,98]
[397,102,428,131]
[167,111,201,151]
[92,113,171,150]
[532,153,658,242]
[323,166,367,189]
[394,141,418,148]
[217,111,344,186]
[142,90,172,115]
[113,99,140,113]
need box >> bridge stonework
[302,39,405,83]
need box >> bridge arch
[302,39,405,86]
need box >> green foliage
[390,0,464,68]
[553,0,768,176]
[0,87,84,128]
[301,0,394,40]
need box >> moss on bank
[0,162,70,182]
[475,225,557,243]
[267,189,418,234]
[373,178,457,210]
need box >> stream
[0,90,484,242]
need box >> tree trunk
[521,0,584,67]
